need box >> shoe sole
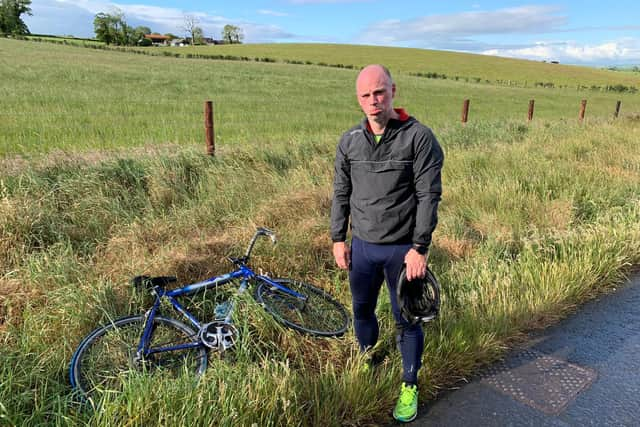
[393,409,417,423]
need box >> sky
[24,0,640,66]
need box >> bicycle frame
[69,226,348,398]
[136,260,307,359]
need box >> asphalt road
[406,273,640,426]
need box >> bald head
[355,64,397,131]
[356,64,393,89]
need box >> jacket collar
[362,108,413,135]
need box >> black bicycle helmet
[397,266,440,325]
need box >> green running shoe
[360,360,372,375]
[393,382,418,422]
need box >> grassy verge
[2,116,639,425]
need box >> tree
[192,26,204,45]
[93,10,150,46]
[93,12,117,45]
[127,26,151,46]
[93,10,129,45]
[132,25,151,43]
[0,0,32,35]
[221,24,243,44]
[181,14,200,46]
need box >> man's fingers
[343,249,351,270]
[404,250,427,281]
[333,243,351,270]
[407,270,426,281]
[339,255,349,270]
[407,266,422,281]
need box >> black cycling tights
[349,236,424,384]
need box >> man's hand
[333,241,351,270]
[404,248,427,281]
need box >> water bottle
[214,300,231,319]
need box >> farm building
[144,34,170,46]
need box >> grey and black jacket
[330,114,444,251]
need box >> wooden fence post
[579,99,587,123]
[461,99,470,125]
[528,99,535,122]
[614,100,621,118]
[204,101,215,156]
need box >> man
[331,64,444,422]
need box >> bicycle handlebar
[243,227,277,260]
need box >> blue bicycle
[69,227,349,398]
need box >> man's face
[356,68,396,125]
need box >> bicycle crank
[199,321,238,352]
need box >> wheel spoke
[70,316,207,398]
[256,279,349,336]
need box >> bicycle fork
[135,300,162,364]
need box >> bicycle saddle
[130,275,177,290]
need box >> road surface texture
[407,273,640,426]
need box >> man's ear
[392,83,396,98]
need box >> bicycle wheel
[255,278,349,337]
[69,315,207,398]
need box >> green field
[2,38,639,158]
[1,38,640,426]
[159,43,640,89]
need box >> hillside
[2,38,639,157]
[161,43,640,89]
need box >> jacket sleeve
[330,137,351,242]
[412,128,444,250]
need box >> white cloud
[359,5,566,45]
[24,0,95,37]
[242,23,297,42]
[257,9,289,17]
[288,0,370,4]
[355,5,640,64]
[481,39,640,64]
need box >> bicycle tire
[255,278,349,337]
[69,315,207,398]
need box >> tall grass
[2,117,640,425]
[2,39,640,425]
